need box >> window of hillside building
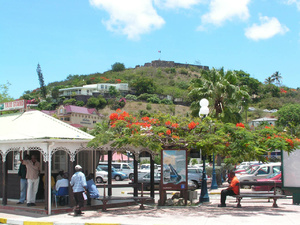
[93,121,96,124]
[64,117,70,121]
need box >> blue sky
[1,0,300,99]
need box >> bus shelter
[0,110,156,215]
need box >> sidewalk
[1,187,300,225]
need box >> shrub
[146,103,152,110]
[125,94,137,101]
[147,95,161,104]
[179,68,188,75]
[161,99,173,105]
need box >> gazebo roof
[0,110,94,141]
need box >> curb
[0,218,121,225]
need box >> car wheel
[115,175,121,181]
[96,176,103,183]
[129,174,134,180]
[192,180,199,189]
[272,187,284,195]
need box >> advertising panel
[282,149,300,189]
[0,100,26,111]
[161,149,187,190]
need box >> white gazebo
[0,110,94,215]
[0,110,157,215]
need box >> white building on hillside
[59,83,129,97]
[249,117,277,127]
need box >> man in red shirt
[218,171,239,207]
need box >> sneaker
[17,202,24,204]
[27,203,32,207]
[218,204,226,207]
[31,203,36,206]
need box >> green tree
[276,104,300,135]
[131,77,157,95]
[109,86,120,97]
[63,98,76,105]
[37,64,47,99]
[0,82,13,103]
[111,62,125,72]
[87,96,107,109]
[188,68,250,122]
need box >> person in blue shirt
[70,165,87,216]
[86,173,100,205]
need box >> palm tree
[188,68,250,123]
[271,71,282,86]
[264,77,273,85]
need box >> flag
[158,50,161,53]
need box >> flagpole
[158,50,161,60]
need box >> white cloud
[201,0,250,26]
[284,0,300,10]
[89,0,165,40]
[154,0,204,9]
[245,16,289,41]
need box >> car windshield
[247,165,260,174]
[266,171,281,179]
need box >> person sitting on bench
[86,173,100,205]
[218,171,239,207]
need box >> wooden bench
[232,181,286,208]
[96,183,154,211]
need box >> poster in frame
[161,149,187,190]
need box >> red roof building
[42,105,104,129]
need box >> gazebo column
[108,151,112,196]
[150,155,155,198]
[2,159,8,205]
[133,154,138,197]
[44,161,49,210]
[68,156,75,207]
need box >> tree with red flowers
[89,109,299,165]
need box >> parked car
[99,162,134,180]
[132,172,197,191]
[188,167,202,189]
[95,167,108,183]
[238,162,281,186]
[252,172,291,195]
[97,165,128,181]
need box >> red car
[252,172,291,195]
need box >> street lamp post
[210,152,218,189]
[199,98,210,203]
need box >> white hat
[75,165,82,170]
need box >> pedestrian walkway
[0,187,299,225]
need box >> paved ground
[1,188,300,225]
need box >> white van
[98,162,134,180]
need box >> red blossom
[109,113,118,121]
[236,123,245,128]
[165,121,171,126]
[166,130,172,135]
[142,117,150,121]
[172,123,179,128]
[188,121,197,130]
[172,135,179,139]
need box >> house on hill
[249,117,277,127]
[42,105,104,129]
[59,83,129,102]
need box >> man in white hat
[70,165,87,216]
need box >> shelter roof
[0,110,94,141]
